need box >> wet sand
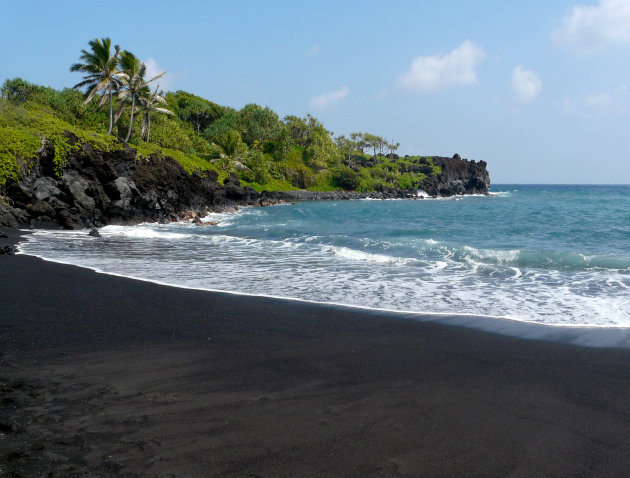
[2,227,630,477]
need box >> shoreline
[3,227,630,475]
[15,226,630,349]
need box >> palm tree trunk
[107,87,114,135]
[147,114,151,143]
[125,96,135,143]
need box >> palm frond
[153,107,175,115]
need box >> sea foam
[17,185,630,330]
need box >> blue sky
[2,0,630,183]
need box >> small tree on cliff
[117,50,165,142]
[70,38,122,135]
[138,84,174,143]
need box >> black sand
[2,227,630,477]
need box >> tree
[214,129,246,159]
[138,85,174,142]
[350,132,367,155]
[1,78,44,103]
[238,104,282,146]
[273,126,294,161]
[387,139,400,157]
[335,135,354,163]
[167,91,224,133]
[363,133,385,158]
[283,114,322,148]
[202,108,239,143]
[330,165,360,190]
[70,37,122,135]
[243,148,271,184]
[212,129,248,175]
[305,125,339,170]
[117,50,165,142]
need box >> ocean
[18,185,630,329]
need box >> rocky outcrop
[0,143,490,229]
[1,139,264,229]
[423,156,490,196]
[259,155,490,203]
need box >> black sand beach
[2,227,630,477]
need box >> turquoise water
[19,185,630,327]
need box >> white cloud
[585,92,613,109]
[552,0,630,54]
[511,66,542,103]
[396,41,485,92]
[306,44,319,56]
[309,86,349,110]
[144,57,172,90]
[559,86,628,114]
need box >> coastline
[16,221,630,347]
[3,227,630,476]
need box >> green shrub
[202,108,239,143]
[0,100,121,177]
[330,165,360,190]
[0,125,40,185]
[242,150,271,184]
[244,178,297,192]
[1,78,44,103]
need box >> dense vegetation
[1,38,441,192]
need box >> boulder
[223,172,241,187]
[32,177,63,201]
[62,172,95,212]
[0,200,26,227]
[0,245,16,255]
[111,177,138,208]
[57,209,85,230]
[27,200,55,218]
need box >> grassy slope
[1,80,441,193]
[0,98,221,188]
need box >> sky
[1,0,630,184]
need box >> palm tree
[138,84,174,143]
[117,51,165,142]
[215,129,248,159]
[70,38,122,135]
[212,130,248,174]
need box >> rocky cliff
[0,143,490,229]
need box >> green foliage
[272,147,310,188]
[2,69,443,193]
[244,178,298,192]
[166,91,224,132]
[307,170,338,191]
[202,108,239,143]
[0,100,120,177]
[2,78,47,103]
[70,37,122,135]
[133,142,216,175]
[397,173,414,190]
[330,165,360,190]
[214,129,246,159]
[355,168,379,192]
[0,124,40,185]
[190,134,221,160]
[283,114,322,148]
[304,125,339,170]
[213,156,233,177]
[238,104,282,146]
[145,113,195,151]
[242,149,272,184]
